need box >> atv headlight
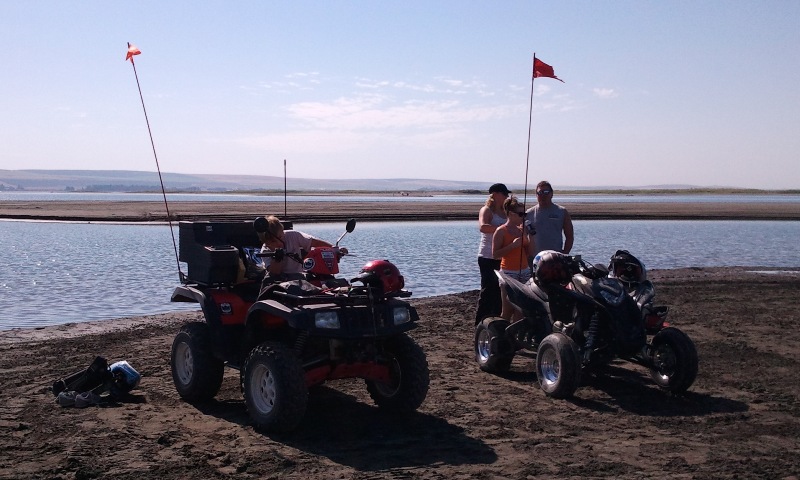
[392,307,411,325]
[314,311,340,329]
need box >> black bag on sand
[52,356,112,396]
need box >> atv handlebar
[256,248,295,263]
[568,255,609,280]
[256,247,349,264]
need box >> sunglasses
[536,190,552,195]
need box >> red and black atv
[170,218,429,432]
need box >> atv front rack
[262,286,412,308]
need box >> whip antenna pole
[283,159,287,218]
[126,42,183,282]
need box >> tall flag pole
[126,42,183,282]
[522,54,564,269]
[525,54,565,206]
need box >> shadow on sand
[193,385,497,471]
[569,363,749,416]
[488,360,747,418]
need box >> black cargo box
[185,245,240,285]
[178,220,294,285]
[178,221,261,262]
[179,221,260,285]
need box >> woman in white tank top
[475,183,510,324]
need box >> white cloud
[286,72,320,79]
[233,73,574,159]
[284,94,513,130]
[353,76,492,96]
[235,91,519,156]
[593,87,619,99]
[238,129,365,154]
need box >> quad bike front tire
[649,327,698,393]
[366,334,430,412]
[242,341,308,432]
[536,333,582,398]
[474,317,514,373]
[171,322,225,402]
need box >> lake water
[1,219,799,331]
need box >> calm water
[2,219,799,330]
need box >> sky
[1,1,798,189]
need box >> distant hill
[0,169,755,194]
[0,169,501,193]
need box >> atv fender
[506,280,551,318]
[246,299,298,328]
[171,285,222,329]
[171,285,232,360]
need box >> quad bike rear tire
[649,327,698,393]
[366,334,429,412]
[474,317,515,373]
[242,341,308,432]
[171,322,225,402]
[536,333,582,398]
[474,317,514,373]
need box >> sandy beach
[1,267,799,479]
[1,200,799,478]
[1,198,799,222]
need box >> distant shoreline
[1,199,798,222]
[2,188,800,196]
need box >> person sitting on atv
[258,215,347,278]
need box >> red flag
[126,43,141,62]
[533,57,564,83]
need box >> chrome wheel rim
[249,364,276,415]
[652,343,676,382]
[373,357,401,397]
[174,342,193,385]
[477,329,491,362]
[539,347,560,387]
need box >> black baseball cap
[489,183,511,195]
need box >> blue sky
[1,1,798,189]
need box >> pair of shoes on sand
[56,390,103,408]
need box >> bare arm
[562,210,574,254]
[526,231,536,258]
[310,238,332,248]
[266,253,284,275]
[479,206,498,234]
[492,226,506,259]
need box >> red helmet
[532,250,572,285]
[358,259,405,293]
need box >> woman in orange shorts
[492,196,535,320]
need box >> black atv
[169,218,429,432]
